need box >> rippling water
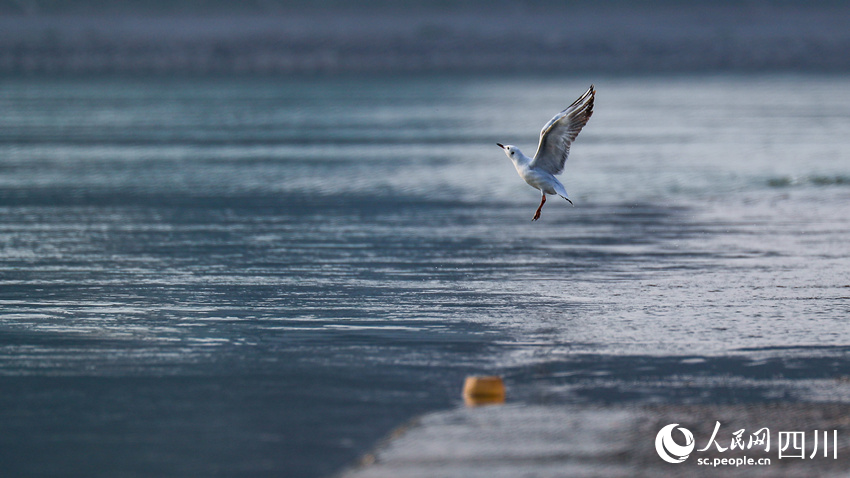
[1,74,849,477]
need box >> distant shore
[1,2,849,75]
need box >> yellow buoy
[462,375,505,406]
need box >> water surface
[1,74,849,477]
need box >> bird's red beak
[496,143,505,149]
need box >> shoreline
[340,403,850,477]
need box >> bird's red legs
[532,194,546,221]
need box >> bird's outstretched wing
[530,85,595,176]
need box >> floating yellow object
[462,375,505,406]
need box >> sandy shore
[341,403,850,477]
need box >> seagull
[497,85,595,221]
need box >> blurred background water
[1,2,850,478]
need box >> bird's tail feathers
[553,182,574,206]
[553,182,568,198]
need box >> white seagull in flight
[497,85,595,221]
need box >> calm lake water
[1,74,849,477]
